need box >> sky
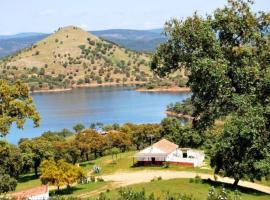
[0,0,269,35]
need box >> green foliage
[160,118,202,148]
[73,123,85,133]
[151,0,270,185]
[210,104,270,185]
[0,174,17,194]
[19,137,54,177]
[0,141,23,179]
[96,188,195,200]
[117,188,152,200]
[0,80,40,136]
[40,159,85,190]
[207,187,241,200]
[167,98,194,116]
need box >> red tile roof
[12,185,48,200]
[153,139,178,154]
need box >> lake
[6,86,190,144]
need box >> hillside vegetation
[0,26,155,91]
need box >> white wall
[137,156,166,162]
[28,192,49,200]
[166,149,205,167]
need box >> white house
[135,139,205,167]
[12,185,49,200]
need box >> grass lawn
[15,173,41,192]
[80,151,213,175]
[15,151,211,193]
[96,179,270,200]
[49,182,111,197]
[14,151,270,198]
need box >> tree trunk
[233,178,239,187]
[34,165,38,178]
[86,153,89,161]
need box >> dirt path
[101,170,270,194]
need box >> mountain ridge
[0,28,166,58]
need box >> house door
[151,157,155,164]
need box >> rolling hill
[0,29,166,58]
[0,26,154,91]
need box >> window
[183,151,187,158]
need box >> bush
[90,176,95,182]
[97,177,104,182]
[207,187,241,200]
[194,175,202,184]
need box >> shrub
[90,176,95,182]
[207,187,241,200]
[97,177,104,182]
[194,175,202,184]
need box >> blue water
[6,86,190,144]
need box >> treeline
[142,74,189,90]
[0,118,217,193]
[167,98,195,116]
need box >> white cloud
[40,9,56,16]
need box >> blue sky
[0,0,269,35]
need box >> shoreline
[30,83,192,94]
[166,111,194,120]
[136,86,191,93]
[30,81,146,93]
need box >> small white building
[135,139,205,167]
[12,185,49,200]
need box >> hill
[0,32,47,40]
[0,26,153,91]
[0,34,49,58]
[0,29,166,58]
[92,29,166,52]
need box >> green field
[14,151,211,192]
[80,151,213,175]
[93,179,270,200]
[14,151,270,200]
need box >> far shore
[136,86,191,93]
[166,111,194,120]
[30,81,146,93]
[30,83,192,94]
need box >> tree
[0,174,17,194]
[129,124,161,150]
[151,0,270,185]
[19,138,54,177]
[40,159,85,191]
[210,104,270,186]
[160,118,202,148]
[0,80,40,136]
[0,141,23,179]
[75,130,105,160]
[105,130,131,152]
[73,123,85,133]
[53,140,81,164]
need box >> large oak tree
[0,80,40,137]
[151,0,270,185]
